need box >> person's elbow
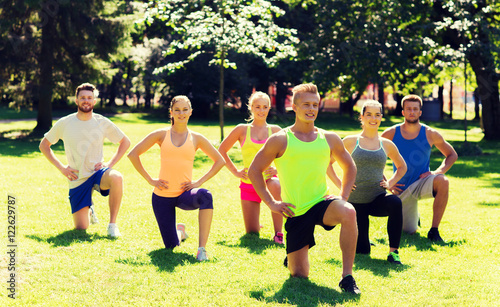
[449,150,458,164]
[247,164,259,182]
[39,138,50,154]
[121,136,131,150]
[216,157,226,170]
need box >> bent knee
[196,189,213,210]
[433,174,449,191]
[343,202,357,221]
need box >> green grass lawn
[0,112,499,306]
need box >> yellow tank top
[154,129,196,197]
[241,125,273,184]
[275,128,330,216]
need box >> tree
[0,1,132,133]
[431,0,500,140]
[145,0,298,141]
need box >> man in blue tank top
[382,95,457,242]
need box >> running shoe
[89,204,99,224]
[196,247,208,261]
[177,223,188,241]
[387,250,402,264]
[339,275,361,295]
[273,232,284,244]
[107,224,121,237]
[427,228,444,243]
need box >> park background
[1,0,499,306]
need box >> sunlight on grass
[0,113,499,306]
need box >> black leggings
[351,193,402,254]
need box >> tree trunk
[449,80,453,118]
[438,85,444,119]
[34,14,55,133]
[468,55,500,140]
[219,50,225,142]
[378,81,385,114]
[473,88,480,121]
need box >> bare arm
[39,137,79,180]
[327,132,356,201]
[326,163,342,190]
[218,125,247,180]
[381,139,407,190]
[97,135,130,170]
[381,127,396,141]
[428,129,458,176]
[182,133,225,190]
[127,129,168,190]
[248,133,295,217]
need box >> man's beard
[78,104,93,113]
[406,118,419,124]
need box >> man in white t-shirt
[39,83,130,237]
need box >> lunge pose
[382,94,458,242]
[249,83,361,294]
[337,100,407,264]
[218,91,284,243]
[39,83,130,237]
[128,96,225,261]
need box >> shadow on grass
[353,254,409,277]
[216,233,283,255]
[249,276,359,306]
[147,248,197,272]
[477,201,500,207]
[399,232,466,251]
[26,229,111,247]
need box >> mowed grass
[0,111,499,306]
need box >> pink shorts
[239,182,262,203]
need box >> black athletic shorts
[285,199,337,254]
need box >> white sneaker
[176,223,188,241]
[107,224,121,237]
[196,247,208,261]
[89,205,99,224]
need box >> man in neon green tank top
[249,83,361,294]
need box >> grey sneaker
[89,205,99,224]
[196,247,208,261]
[107,224,121,237]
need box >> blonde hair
[246,91,271,121]
[292,83,319,105]
[169,95,192,125]
[401,94,423,109]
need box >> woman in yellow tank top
[128,96,225,261]
[218,91,284,244]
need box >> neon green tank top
[275,127,330,216]
[241,125,273,184]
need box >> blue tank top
[392,124,431,191]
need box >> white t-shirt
[44,113,125,189]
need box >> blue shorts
[68,168,110,214]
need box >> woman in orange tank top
[218,91,284,244]
[128,96,225,261]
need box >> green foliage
[144,0,299,74]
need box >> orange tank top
[153,129,196,197]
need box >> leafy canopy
[144,0,299,74]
